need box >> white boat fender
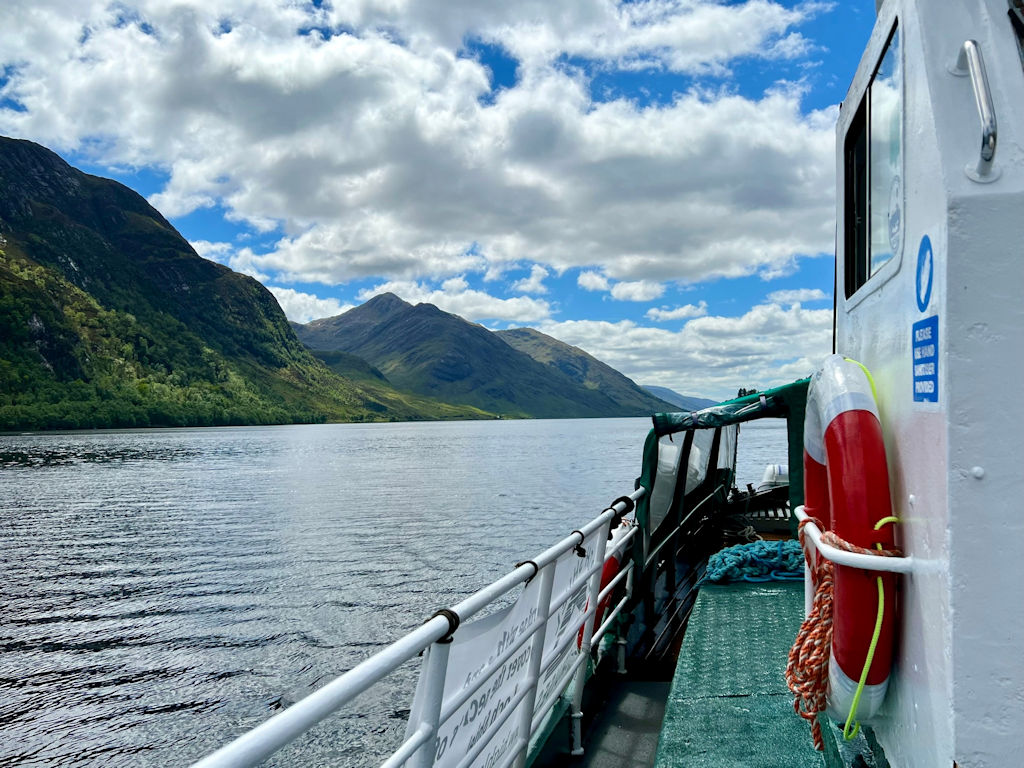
[757,463,789,490]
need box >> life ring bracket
[795,506,914,574]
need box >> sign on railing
[404,524,607,768]
[536,527,602,709]
[410,573,541,767]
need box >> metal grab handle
[949,39,999,181]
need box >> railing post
[511,564,556,768]
[616,564,634,675]
[644,554,659,633]
[409,639,453,768]
[569,522,611,756]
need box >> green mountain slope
[294,294,669,418]
[0,137,483,430]
[495,327,675,414]
[309,347,494,420]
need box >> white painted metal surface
[835,2,1024,764]
[190,491,643,768]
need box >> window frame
[840,18,904,304]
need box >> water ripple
[0,419,786,766]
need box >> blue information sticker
[912,315,939,402]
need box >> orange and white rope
[785,518,901,750]
[786,517,834,749]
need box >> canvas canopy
[635,379,810,534]
[651,380,811,437]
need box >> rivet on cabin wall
[971,466,985,479]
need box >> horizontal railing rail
[191,489,645,768]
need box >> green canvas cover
[651,379,810,436]
[635,379,809,532]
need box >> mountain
[0,137,485,430]
[494,327,674,413]
[306,346,497,420]
[641,385,717,411]
[293,295,666,418]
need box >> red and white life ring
[803,354,896,720]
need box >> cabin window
[1010,3,1024,72]
[843,101,868,296]
[844,23,902,298]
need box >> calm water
[0,418,786,767]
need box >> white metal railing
[191,489,645,768]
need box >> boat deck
[533,573,881,768]
[653,580,823,768]
[572,679,672,768]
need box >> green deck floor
[654,581,825,768]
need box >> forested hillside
[0,137,484,430]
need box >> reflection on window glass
[869,27,901,275]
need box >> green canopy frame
[635,378,810,532]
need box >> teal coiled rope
[700,540,804,584]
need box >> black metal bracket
[515,559,539,582]
[572,529,587,557]
[605,496,636,537]
[427,608,461,643]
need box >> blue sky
[1,1,877,399]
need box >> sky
[0,1,877,401]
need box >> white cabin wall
[838,1,1024,765]
[946,192,1024,768]
[942,1,1024,764]
[836,1,956,765]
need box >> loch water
[0,417,787,767]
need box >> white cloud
[511,264,549,294]
[267,287,352,324]
[610,280,664,302]
[358,280,551,323]
[646,301,708,321]
[330,0,827,75]
[196,242,354,322]
[190,239,233,262]
[537,302,833,400]
[578,270,610,292]
[766,287,829,304]
[0,0,838,289]
[188,239,270,280]
[441,275,470,293]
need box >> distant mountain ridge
[641,386,717,412]
[494,327,670,414]
[0,137,486,429]
[293,295,677,418]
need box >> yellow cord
[842,516,899,741]
[834,358,891,740]
[844,357,879,404]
